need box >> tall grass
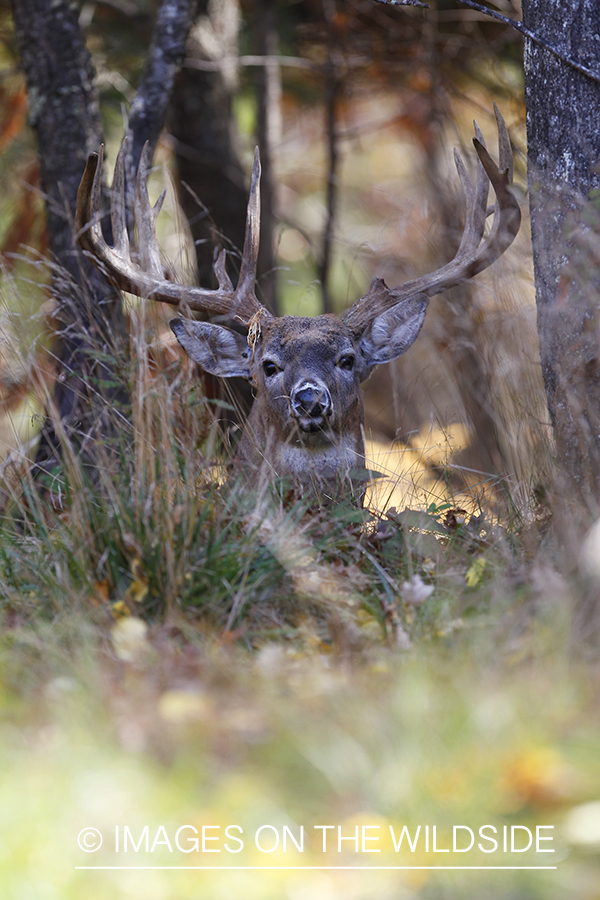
[0,276,569,665]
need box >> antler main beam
[75,141,270,324]
[342,104,521,334]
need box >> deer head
[75,105,520,497]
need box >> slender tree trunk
[126,0,195,213]
[169,0,254,428]
[319,58,341,316]
[522,0,600,516]
[255,0,281,314]
[170,0,248,290]
[11,0,128,474]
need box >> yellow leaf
[111,600,129,618]
[465,556,486,588]
[123,558,149,604]
[123,579,149,604]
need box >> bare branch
[374,0,430,8]
[453,0,600,85]
[125,0,196,207]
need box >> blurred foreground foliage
[0,587,599,899]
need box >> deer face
[170,315,367,443]
[249,316,362,442]
[170,297,429,480]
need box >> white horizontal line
[75,866,558,871]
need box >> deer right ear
[170,319,253,379]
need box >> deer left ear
[357,294,429,378]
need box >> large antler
[75,140,271,325]
[342,104,521,335]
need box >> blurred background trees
[0,0,552,513]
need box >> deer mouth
[296,414,329,434]
[290,383,332,435]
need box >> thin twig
[376,0,600,84]
[450,0,600,85]
[319,57,341,315]
[184,54,316,71]
[254,0,281,315]
[374,0,430,8]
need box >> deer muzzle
[290,382,332,432]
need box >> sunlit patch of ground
[365,422,489,515]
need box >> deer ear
[357,294,429,376]
[170,319,253,379]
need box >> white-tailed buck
[75,105,520,499]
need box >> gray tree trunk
[126,0,195,215]
[11,0,128,475]
[254,0,281,314]
[522,0,600,516]
[169,0,255,430]
[170,0,248,290]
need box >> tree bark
[522,0,600,515]
[170,0,248,290]
[126,0,195,211]
[11,0,128,475]
[254,0,281,314]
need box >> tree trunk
[254,0,281,314]
[11,0,195,479]
[11,0,128,475]
[170,0,248,290]
[126,0,195,214]
[522,0,600,516]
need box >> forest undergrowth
[0,305,574,660]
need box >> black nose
[291,385,331,419]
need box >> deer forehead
[258,315,355,363]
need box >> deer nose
[291,384,332,419]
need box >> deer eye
[262,360,279,377]
[338,354,355,371]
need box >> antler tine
[494,102,513,183]
[471,137,520,270]
[234,147,270,321]
[134,141,165,279]
[76,138,270,324]
[75,146,106,256]
[213,248,234,293]
[111,139,129,258]
[452,123,488,260]
[342,112,521,335]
